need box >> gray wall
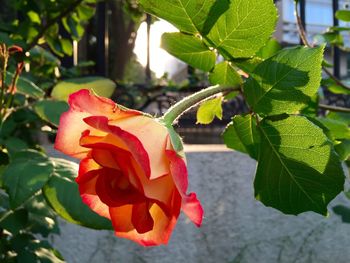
[50,146,350,263]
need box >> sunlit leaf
[223,114,260,159]
[161,33,216,71]
[196,97,223,124]
[255,115,344,215]
[207,0,277,58]
[244,46,324,116]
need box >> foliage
[141,0,350,217]
[0,0,349,257]
[0,0,116,261]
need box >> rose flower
[55,89,203,246]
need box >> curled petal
[131,202,154,234]
[68,89,141,120]
[83,116,151,178]
[166,147,204,227]
[110,200,180,246]
[55,89,141,158]
[110,116,170,179]
[81,194,111,220]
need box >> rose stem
[160,85,240,125]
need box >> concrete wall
[50,145,350,263]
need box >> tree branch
[319,104,350,113]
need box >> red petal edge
[165,150,204,227]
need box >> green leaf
[256,38,282,59]
[43,158,113,230]
[209,61,242,86]
[5,72,44,99]
[322,31,344,46]
[336,10,350,22]
[46,36,64,57]
[161,33,216,72]
[327,112,350,125]
[62,15,84,40]
[27,11,41,24]
[243,46,324,116]
[139,0,224,34]
[60,38,73,56]
[223,114,260,160]
[255,115,344,215]
[196,97,223,124]
[3,137,28,157]
[77,4,95,20]
[24,194,59,237]
[207,0,277,58]
[3,150,54,209]
[316,117,350,140]
[327,83,350,95]
[233,57,263,74]
[0,209,28,234]
[334,140,350,160]
[33,100,69,127]
[51,76,116,101]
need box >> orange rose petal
[110,116,170,180]
[109,205,135,233]
[79,138,146,194]
[77,170,99,194]
[80,130,130,153]
[83,116,151,178]
[81,194,111,220]
[131,202,154,234]
[77,158,100,178]
[110,202,178,246]
[165,149,204,227]
[68,89,141,120]
[55,110,93,159]
[55,89,140,159]
[90,148,120,170]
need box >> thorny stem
[160,85,241,125]
[294,0,350,92]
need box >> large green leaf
[255,115,344,215]
[223,114,260,160]
[139,0,228,34]
[209,61,242,86]
[161,33,216,71]
[51,76,116,101]
[43,158,113,230]
[33,100,69,127]
[243,46,324,116]
[207,0,277,58]
[3,150,54,209]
